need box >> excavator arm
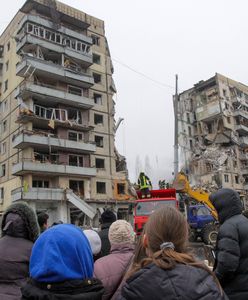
[173,172,218,220]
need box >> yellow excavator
[173,172,218,245]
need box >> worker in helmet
[138,172,152,198]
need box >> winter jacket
[210,188,248,300]
[98,223,112,257]
[0,202,39,300]
[21,278,104,300]
[118,263,227,300]
[94,243,134,300]
[0,235,33,300]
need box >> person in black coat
[210,188,248,300]
[118,206,227,300]
[0,201,39,300]
[98,209,116,257]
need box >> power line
[112,57,175,90]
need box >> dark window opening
[117,183,125,195]
[94,93,102,105]
[7,42,10,51]
[68,85,82,96]
[235,176,239,184]
[4,80,8,92]
[69,155,84,167]
[69,180,84,197]
[91,35,100,46]
[93,73,101,84]
[224,174,229,183]
[96,182,106,194]
[95,136,103,148]
[68,109,82,124]
[1,164,6,177]
[96,158,105,169]
[32,180,49,188]
[93,53,101,64]
[94,114,103,125]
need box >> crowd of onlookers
[0,187,248,299]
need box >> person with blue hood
[21,224,104,300]
[210,188,248,300]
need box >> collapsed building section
[178,73,248,209]
[0,0,132,225]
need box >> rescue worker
[37,211,49,233]
[138,172,152,198]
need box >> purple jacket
[94,243,134,300]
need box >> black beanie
[101,209,116,224]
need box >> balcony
[12,131,96,153]
[239,136,248,147]
[195,101,221,121]
[12,160,96,177]
[235,124,248,136]
[16,56,94,88]
[12,187,65,202]
[17,34,92,68]
[17,14,91,44]
[17,105,93,132]
[15,82,94,109]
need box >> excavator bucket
[172,172,188,192]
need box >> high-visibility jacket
[138,174,151,190]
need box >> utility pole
[173,74,179,178]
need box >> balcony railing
[12,159,96,177]
[16,81,94,109]
[16,55,94,88]
[12,131,96,153]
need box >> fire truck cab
[134,189,178,235]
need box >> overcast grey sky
[1,0,247,185]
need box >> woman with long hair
[118,206,227,300]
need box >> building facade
[0,0,131,225]
[178,73,248,208]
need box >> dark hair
[37,212,49,227]
[127,206,223,293]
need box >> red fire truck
[134,189,178,235]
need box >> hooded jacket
[118,263,227,300]
[210,188,248,300]
[21,224,104,300]
[0,202,39,300]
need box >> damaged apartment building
[0,0,132,225]
[178,73,248,209]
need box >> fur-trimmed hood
[1,202,39,242]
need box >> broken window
[68,109,82,124]
[2,120,7,133]
[96,158,105,169]
[4,80,8,92]
[68,85,82,96]
[96,181,106,194]
[0,164,6,177]
[0,187,4,200]
[95,135,103,148]
[27,23,33,33]
[32,180,49,188]
[235,176,239,184]
[207,123,213,134]
[93,53,101,64]
[93,73,101,84]
[224,174,229,183]
[92,35,100,46]
[94,114,103,125]
[188,126,192,137]
[69,155,84,167]
[94,93,103,105]
[117,183,125,195]
[68,131,83,141]
[69,180,84,196]
[189,139,193,150]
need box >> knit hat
[84,229,102,255]
[108,220,135,245]
[100,209,116,224]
